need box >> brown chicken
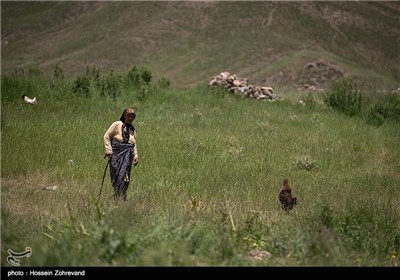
[278,179,297,211]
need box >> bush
[53,64,65,80]
[324,79,363,117]
[126,65,140,86]
[156,77,171,89]
[85,65,101,86]
[127,65,152,87]
[367,93,400,126]
[72,75,91,97]
[100,70,122,101]
[140,66,152,84]
[367,110,385,127]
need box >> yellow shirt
[103,121,138,159]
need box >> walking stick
[98,158,111,199]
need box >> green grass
[1,74,400,266]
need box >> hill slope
[1,1,400,88]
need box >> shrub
[140,66,152,84]
[367,93,400,126]
[324,79,363,117]
[157,77,171,89]
[100,70,122,101]
[126,65,140,86]
[53,64,65,80]
[85,65,101,86]
[72,75,91,97]
[127,65,152,87]
[367,110,385,127]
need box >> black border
[1,266,399,279]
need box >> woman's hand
[133,157,139,166]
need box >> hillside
[1,1,400,89]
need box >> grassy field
[1,70,399,266]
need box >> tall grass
[1,73,400,266]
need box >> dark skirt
[110,139,134,195]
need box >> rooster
[278,179,297,211]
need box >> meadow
[1,68,400,266]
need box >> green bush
[368,93,400,126]
[126,65,140,86]
[100,70,122,101]
[156,77,171,89]
[367,110,385,126]
[85,65,101,87]
[140,66,152,84]
[72,75,91,97]
[53,64,65,80]
[127,65,152,87]
[324,79,363,117]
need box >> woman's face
[125,112,135,123]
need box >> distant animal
[278,179,297,211]
[22,95,37,104]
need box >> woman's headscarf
[120,108,136,123]
[119,108,135,139]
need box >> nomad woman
[103,108,139,201]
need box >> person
[103,108,139,201]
